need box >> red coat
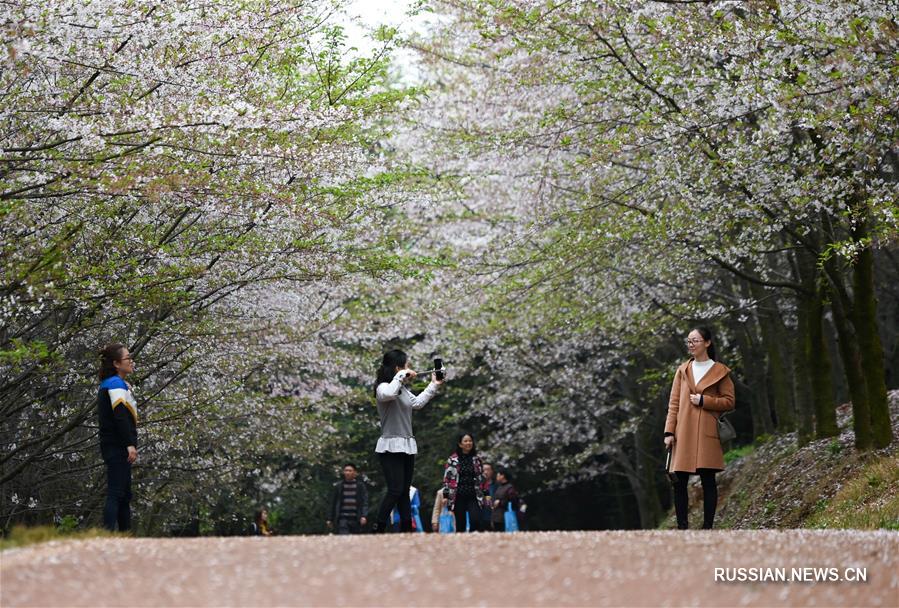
[664,360,736,472]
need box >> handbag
[717,411,736,443]
[504,502,520,533]
[438,507,455,534]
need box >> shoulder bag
[717,411,736,443]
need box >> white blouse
[375,370,439,455]
[692,359,715,384]
[375,436,419,454]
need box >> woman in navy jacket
[97,343,138,532]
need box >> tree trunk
[610,473,636,529]
[614,377,665,529]
[611,456,661,530]
[793,296,815,446]
[628,475,662,529]
[825,264,872,450]
[751,283,795,432]
[808,279,838,438]
[793,251,817,446]
[734,315,775,438]
[824,314,849,406]
[851,225,894,449]
[634,410,664,528]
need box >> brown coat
[664,360,735,473]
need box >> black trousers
[673,469,718,530]
[337,517,362,535]
[376,452,414,531]
[480,506,493,531]
[101,445,132,532]
[453,493,481,533]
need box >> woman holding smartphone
[372,349,443,533]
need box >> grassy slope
[661,390,899,530]
[0,525,120,551]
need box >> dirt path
[2,530,897,607]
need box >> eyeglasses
[685,339,706,346]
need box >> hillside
[662,390,899,530]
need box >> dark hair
[496,468,511,482]
[99,343,126,381]
[693,326,717,361]
[343,463,357,471]
[455,432,477,456]
[375,349,408,392]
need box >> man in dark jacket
[327,463,369,534]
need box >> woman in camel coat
[664,327,735,529]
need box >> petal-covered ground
[2,530,896,607]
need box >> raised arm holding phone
[371,350,445,533]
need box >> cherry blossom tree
[2,0,896,533]
[0,0,423,531]
[383,0,898,525]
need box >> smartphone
[434,358,444,381]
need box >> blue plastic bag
[438,508,455,534]
[504,502,520,533]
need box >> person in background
[251,508,273,536]
[411,485,423,531]
[480,462,496,531]
[97,343,138,532]
[484,463,498,498]
[431,486,449,532]
[391,485,423,532]
[327,463,369,534]
[491,468,519,532]
[516,496,529,531]
[443,433,489,533]
[664,326,736,530]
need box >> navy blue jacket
[97,376,138,448]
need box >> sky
[338,0,436,82]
